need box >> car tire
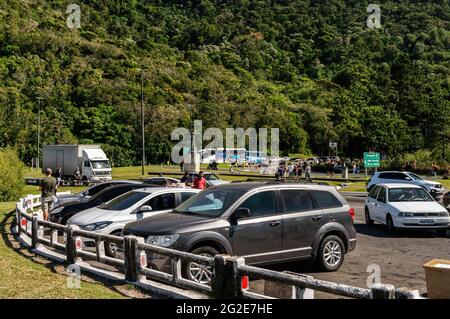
[365,207,374,226]
[317,235,345,272]
[436,228,447,237]
[105,230,123,258]
[183,246,218,284]
[386,215,396,234]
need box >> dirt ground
[251,196,450,298]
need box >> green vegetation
[0,202,125,298]
[0,148,25,201]
[0,1,448,166]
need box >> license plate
[419,219,435,225]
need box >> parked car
[367,171,444,197]
[67,187,200,256]
[123,182,356,284]
[54,180,143,207]
[50,183,152,224]
[365,184,450,235]
[443,191,450,212]
[142,177,180,186]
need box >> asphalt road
[255,195,450,298]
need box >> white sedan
[365,183,450,235]
[67,187,200,256]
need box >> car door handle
[312,215,322,221]
[269,221,281,227]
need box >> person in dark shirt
[41,168,57,220]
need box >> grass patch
[0,203,125,298]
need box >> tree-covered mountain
[0,0,449,165]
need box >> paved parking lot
[256,195,450,298]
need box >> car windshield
[100,191,149,210]
[91,160,111,169]
[204,174,220,181]
[408,173,423,180]
[388,188,433,202]
[174,189,245,217]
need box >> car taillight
[349,207,355,222]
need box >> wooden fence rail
[14,194,422,299]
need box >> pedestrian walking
[41,168,57,221]
[73,167,81,185]
[296,163,303,180]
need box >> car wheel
[105,231,123,259]
[317,235,345,272]
[386,215,396,234]
[183,246,217,285]
[436,228,447,237]
[365,207,374,226]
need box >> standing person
[288,162,294,179]
[55,167,62,187]
[431,163,438,178]
[192,171,207,190]
[296,163,303,180]
[352,162,356,175]
[180,172,189,185]
[180,159,185,172]
[40,168,57,221]
[73,167,81,185]
[305,162,312,181]
[327,161,334,178]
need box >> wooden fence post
[31,215,39,249]
[66,225,80,265]
[124,235,140,282]
[16,206,21,236]
[371,283,396,299]
[212,255,245,299]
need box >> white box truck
[42,145,112,182]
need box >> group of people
[165,171,207,190]
[276,161,312,181]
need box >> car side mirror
[378,197,386,203]
[231,207,250,223]
[405,177,412,181]
[137,205,152,213]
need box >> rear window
[309,190,342,209]
[281,190,314,213]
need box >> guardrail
[14,194,422,299]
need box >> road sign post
[363,152,381,177]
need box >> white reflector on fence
[75,237,82,250]
[139,251,147,268]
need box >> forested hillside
[0,0,449,165]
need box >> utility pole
[141,70,145,177]
[36,97,43,172]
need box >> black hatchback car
[123,182,356,284]
[50,183,152,224]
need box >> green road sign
[364,152,380,168]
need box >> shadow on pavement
[355,223,448,239]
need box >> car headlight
[438,211,449,217]
[145,234,180,247]
[398,212,414,217]
[81,221,113,231]
[51,206,64,215]
[425,183,436,188]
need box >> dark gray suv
[123,182,356,284]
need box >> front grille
[410,213,441,217]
